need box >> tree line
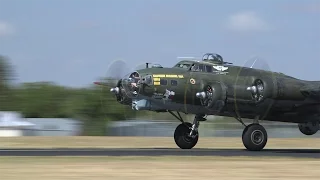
[0,55,147,135]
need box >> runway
[0,148,319,158]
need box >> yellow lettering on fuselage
[152,74,184,86]
[165,74,178,78]
[153,74,166,77]
[152,74,184,78]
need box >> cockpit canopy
[202,53,224,64]
[173,53,231,73]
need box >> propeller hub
[247,86,257,94]
[196,92,206,99]
[110,87,120,94]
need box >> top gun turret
[202,53,233,65]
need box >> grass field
[0,136,320,149]
[0,156,320,180]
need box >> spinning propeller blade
[234,55,275,121]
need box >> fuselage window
[160,79,167,85]
[171,80,178,86]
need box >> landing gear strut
[236,116,268,151]
[169,111,268,151]
[169,111,206,149]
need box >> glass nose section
[121,72,141,96]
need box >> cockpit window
[198,64,204,71]
[191,64,205,72]
[205,65,213,72]
[174,63,191,69]
[191,64,220,73]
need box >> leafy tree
[0,55,15,87]
[0,55,15,110]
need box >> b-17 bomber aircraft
[95,53,320,151]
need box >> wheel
[174,122,199,149]
[242,124,268,151]
[242,124,253,139]
[298,122,319,135]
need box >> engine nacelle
[196,82,227,112]
[298,121,319,135]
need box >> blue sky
[0,0,319,87]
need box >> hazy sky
[0,0,319,87]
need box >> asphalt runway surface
[0,148,319,158]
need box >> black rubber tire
[174,122,199,149]
[242,124,268,151]
[242,124,253,139]
[298,122,319,135]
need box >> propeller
[94,59,151,88]
[234,55,276,121]
[94,59,156,120]
[94,59,131,87]
[243,55,271,71]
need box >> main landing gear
[238,116,268,151]
[169,111,268,151]
[168,111,206,149]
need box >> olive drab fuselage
[131,59,320,123]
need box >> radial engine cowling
[246,79,267,103]
[196,82,227,112]
[110,79,133,105]
[298,121,319,136]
